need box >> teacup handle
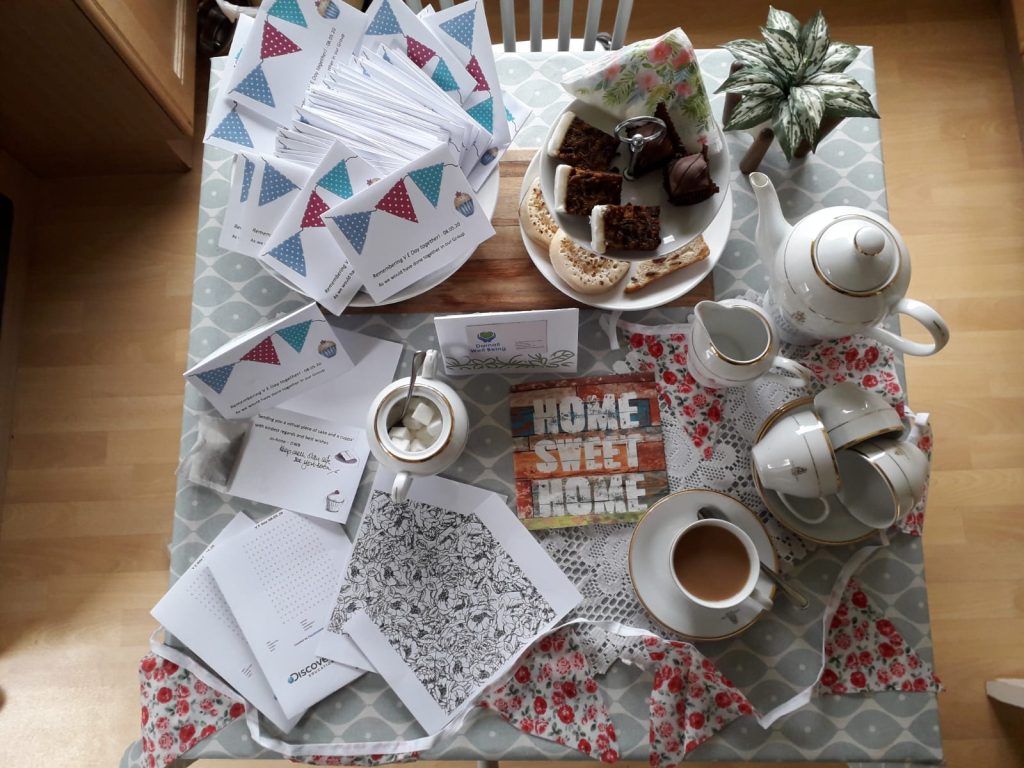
[779,493,831,524]
[744,585,773,613]
[764,356,815,389]
[863,298,950,357]
[392,471,413,503]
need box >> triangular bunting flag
[819,578,943,695]
[261,22,301,59]
[259,162,299,206]
[196,364,235,394]
[267,0,307,28]
[318,160,353,199]
[211,109,253,148]
[276,320,313,354]
[301,191,329,228]
[366,0,402,35]
[506,106,515,123]
[430,58,460,92]
[241,336,281,365]
[268,232,307,276]
[405,35,437,68]
[466,96,495,133]
[329,211,373,254]
[375,179,418,223]
[240,157,256,203]
[232,63,275,107]
[407,163,444,207]
[466,55,489,92]
[439,7,475,50]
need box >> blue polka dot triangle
[466,96,495,133]
[240,157,256,203]
[328,211,373,255]
[407,163,445,208]
[365,0,402,36]
[317,161,353,200]
[276,320,313,354]
[196,364,235,395]
[232,63,275,108]
[268,232,307,276]
[210,109,253,149]
[439,6,475,50]
[266,0,307,28]
[259,162,300,206]
[430,59,459,92]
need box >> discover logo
[287,657,331,684]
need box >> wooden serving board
[349,149,714,314]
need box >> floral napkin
[561,28,721,153]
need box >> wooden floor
[1,1,1023,766]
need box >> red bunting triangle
[301,190,329,228]
[240,336,280,365]
[375,179,418,223]
[466,55,489,92]
[405,35,437,68]
[261,22,301,60]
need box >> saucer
[754,398,877,546]
[629,489,777,641]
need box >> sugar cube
[389,426,412,442]
[407,400,436,430]
[409,438,429,453]
[424,418,443,439]
[390,435,411,451]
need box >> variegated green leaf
[788,85,825,146]
[797,10,831,76]
[723,81,785,100]
[721,39,778,70]
[715,65,785,93]
[803,71,879,118]
[723,92,781,131]
[766,6,801,38]
[772,99,800,160]
[760,27,802,74]
[818,42,860,73]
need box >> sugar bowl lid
[811,215,901,295]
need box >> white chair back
[402,0,633,51]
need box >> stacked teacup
[751,382,928,531]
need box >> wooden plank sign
[509,372,668,529]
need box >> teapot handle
[863,298,950,357]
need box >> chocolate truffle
[663,148,719,206]
[547,111,619,171]
[591,204,661,253]
[554,165,623,216]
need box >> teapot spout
[749,172,791,266]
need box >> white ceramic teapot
[750,172,950,356]
[366,350,468,502]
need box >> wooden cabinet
[0,0,196,176]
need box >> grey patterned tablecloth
[121,49,941,766]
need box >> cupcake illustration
[325,490,345,514]
[318,339,337,358]
[480,147,499,166]
[316,0,340,18]
[454,191,474,217]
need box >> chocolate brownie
[591,204,661,253]
[555,165,623,215]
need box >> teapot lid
[812,215,900,295]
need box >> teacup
[751,409,840,524]
[836,438,928,529]
[366,350,468,502]
[668,518,773,612]
[814,382,904,451]
[689,299,814,390]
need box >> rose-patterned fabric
[479,628,620,762]
[623,329,725,459]
[621,635,754,764]
[819,578,942,695]
[560,28,719,153]
[138,653,245,767]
